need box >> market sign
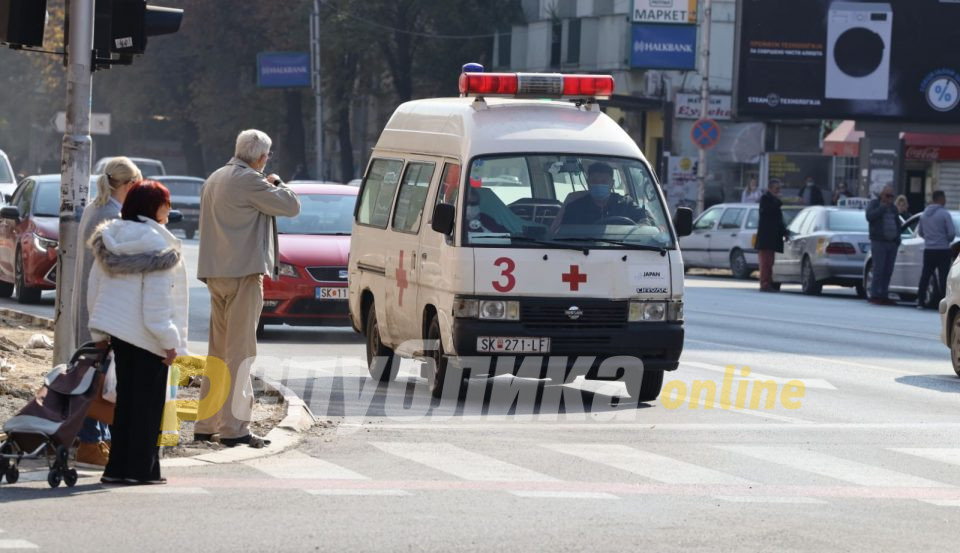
[631,24,698,70]
[675,93,732,120]
[633,0,698,24]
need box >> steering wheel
[598,215,636,225]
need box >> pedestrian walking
[87,180,188,485]
[800,176,825,206]
[865,185,902,305]
[740,178,761,203]
[916,190,956,308]
[895,195,911,219]
[71,156,142,467]
[195,130,300,448]
[756,180,789,292]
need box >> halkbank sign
[632,0,698,24]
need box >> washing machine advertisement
[734,0,960,123]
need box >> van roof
[374,97,647,163]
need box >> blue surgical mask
[590,184,612,201]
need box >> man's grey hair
[235,129,272,165]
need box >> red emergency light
[458,72,615,100]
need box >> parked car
[0,149,15,203]
[0,175,62,302]
[259,183,358,336]
[152,175,203,239]
[939,256,960,376]
[865,211,960,307]
[772,206,871,296]
[93,156,166,177]
[680,203,803,278]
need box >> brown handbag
[86,371,115,425]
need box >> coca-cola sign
[906,146,941,161]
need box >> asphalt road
[2,242,960,552]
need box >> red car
[259,183,358,336]
[0,175,63,303]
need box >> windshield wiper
[560,237,669,256]
[507,235,593,255]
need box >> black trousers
[102,338,167,482]
[918,249,952,305]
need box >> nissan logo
[565,306,583,320]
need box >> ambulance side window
[356,158,404,229]
[433,163,461,216]
[392,162,436,234]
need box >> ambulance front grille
[521,301,627,330]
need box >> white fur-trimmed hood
[89,217,181,275]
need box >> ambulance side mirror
[674,207,693,237]
[431,203,456,235]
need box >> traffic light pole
[696,0,712,215]
[54,0,95,364]
[311,0,323,181]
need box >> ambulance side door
[384,157,438,343]
[417,160,461,342]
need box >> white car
[92,156,166,177]
[0,149,16,203]
[939,258,960,376]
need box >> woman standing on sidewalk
[72,156,142,467]
[87,180,188,485]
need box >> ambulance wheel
[63,468,78,488]
[5,466,18,484]
[47,469,62,489]
[365,303,396,383]
[624,369,664,403]
[425,315,457,400]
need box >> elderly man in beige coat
[195,129,300,448]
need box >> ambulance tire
[426,315,461,400]
[365,303,396,383]
[625,369,664,403]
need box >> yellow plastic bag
[158,364,180,447]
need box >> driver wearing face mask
[558,162,647,225]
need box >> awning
[822,120,863,157]
[822,121,960,161]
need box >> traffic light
[94,0,182,60]
[0,0,48,48]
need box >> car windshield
[160,179,202,197]
[783,208,802,226]
[952,214,960,237]
[277,193,355,235]
[463,154,674,250]
[34,180,60,217]
[0,157,12,183]
[827,210,869,232]
[140,162,164,176]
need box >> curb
[0,307,56,331]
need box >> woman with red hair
[86,180,189,485]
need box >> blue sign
[631,24,697,70]
[257,52,311,88]
[691,118,721,150]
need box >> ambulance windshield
[463,155,674,250]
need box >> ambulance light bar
[458,72,615,100]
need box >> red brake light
[458,73,519,96]
[825,242,856,255]
[562,75,615,98]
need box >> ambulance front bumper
[450,320,684,372]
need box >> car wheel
[14,249,41,304]
[624,368,664,403]
[184,227,196,240]
[729,249,750,279]
[863,261,874,299]
[256,321,265,339]
[800,257,822,296]
[855,284,867,298]
[0,278,12,298]
[922,270,941,309]
[951,314,960,378]
[425,315,461,400]
[365,302,396,383]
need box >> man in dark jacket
[800,176,825,206]
[916,190,956,308]
[756,180,789,291]
[865,185,901,305]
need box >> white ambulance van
[348,68,693,401]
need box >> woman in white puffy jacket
[87,180,188,485]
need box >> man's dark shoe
[220,434,271,449]
[193,433,219,443]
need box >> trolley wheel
[6,467,19,485]
[0,457,8,482]
[63,468,79,488]
[47,469,62,489]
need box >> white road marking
[509,491,618,499]
[690,308,935,341]
[370,442,558,482]
[681,360,837,390]
[0,540,39,549]
[106,486,209,494]
[714,496,827,504]
[304,489,410,496]
[246,451,369,480]
[719,446,948,488]
[922,499,960,507]
[891,448,960,466]
[542,443,750,485]
[344,421,960,431]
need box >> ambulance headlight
[453,297,479,318]
[479,300,520,321]
[628,301,666,322]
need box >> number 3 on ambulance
[347,63,694,401]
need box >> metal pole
[54,0,95,364]
[311,0,323,181]
[696,0,712,214]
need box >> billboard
[675,93,732,120]
[632,0,698,24]
[257,52,311,88]
[734,0,960,123]
[631,24,698,70]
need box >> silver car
[0,149,15,203]
[863,211,960,307]
[681,202,803,279]
[773,206,871,296]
